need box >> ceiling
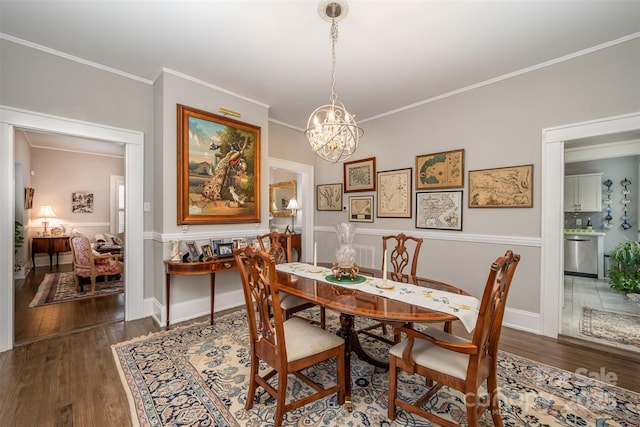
[2,1,640,153]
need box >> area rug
[580,307,640,351]
[29,271,124,307]
[112,310,639,427]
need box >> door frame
[541,111,640,338]
[0,106,145,352]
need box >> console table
[164,257,238,328]
[32,236,71,270]
[280,233,302,262]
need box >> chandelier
[305,0,363,163]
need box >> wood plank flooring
[1,267,638,426]
[14,264,125,345]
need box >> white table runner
[276,262,480,332]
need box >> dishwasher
[564,234,598,277]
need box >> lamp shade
[38,205,56,218]
[286,198,299,211]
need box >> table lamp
[286,198,299,233]
[38,204,56,236]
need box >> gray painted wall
[2,35,639,327]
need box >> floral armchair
[69,233,124,294]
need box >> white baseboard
[503,307,541,334]
[147,289,245,327]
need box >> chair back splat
[257,231,326,328]
[388,250,521,427]
[382,233,423,283]
[234,246,345,427]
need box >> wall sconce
[286,198,299,234]
[38,204,56,236]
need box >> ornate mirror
[269,180,296,217]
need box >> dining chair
[359,233,424,342]
[234,246,345,427]
[69,232,124,294]
[413,276,467,333]
[258,231,326,328]
[388,250,520,427]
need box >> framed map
[349,195,374,222]
[317,183,343,211]
[415,191,463,230]
[344,157,376,193]
[415,149,464,190]
[377,168,412,218]
[468,164,533,208]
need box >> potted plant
[608,239,640,294]
[14,221,24,272]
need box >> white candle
[383,249,388,281]
[314,242,317,267]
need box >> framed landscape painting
[468,164,533,208]
[177,104,261,224]
[415,149,464,190]
[344,157,376,193]
[415,191,463,231]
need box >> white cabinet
[564,173,602,212]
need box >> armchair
[69,233,124,294]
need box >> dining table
[275,262,479,411]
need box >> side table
[164,260,216,328]
[32,236,71,270]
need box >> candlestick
[314,242,317,267]
[383,249,388,281]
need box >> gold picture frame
[377,168,412,218]
[269,180,296,217]
[415,149,464,190]
[177,104,261,224]
[344,157,376,193]
[468,164,533,208]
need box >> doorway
[541,111,640,340]
[0,106,145,352]
[13,133,126,345]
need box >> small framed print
[377,168,412,218]
[185,240,200,261]
[415,191,463,231]
[317,183,343,211]
[344,157,376,193]
[349,195,374,222]
[201,244,214,260]
[415,149,464,190]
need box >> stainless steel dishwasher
[564,234,598,277]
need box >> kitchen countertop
[564,229,606,236]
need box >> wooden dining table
[275,264,470,411]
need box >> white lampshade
[38,205,56,218]
[286,198,299,211]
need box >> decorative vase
[334,223,357,267]
[170,239,182,261]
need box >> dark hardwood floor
[14,264,125,345]
[1,267,638,426]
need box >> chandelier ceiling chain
[305,0,363,163]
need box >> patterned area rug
[580,307,640,351]
[112,310,639,427]
[29,271,124,307]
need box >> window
[111,175,125,234]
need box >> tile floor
[562,274,640,351]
